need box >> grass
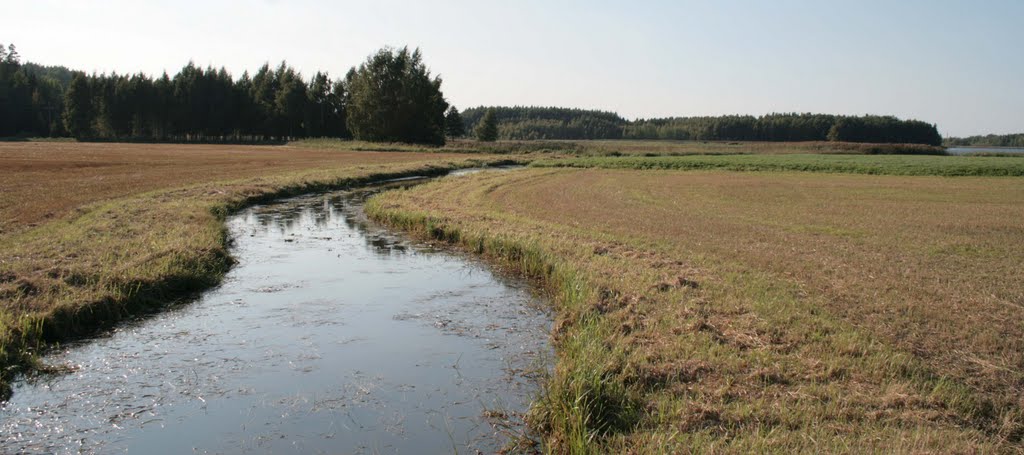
[0,141,519,398]
[366,168,1024,452]
[532,153,1024,176]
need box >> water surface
[1,176,550,454]
[946,146,1024,155]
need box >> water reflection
[946,146,1024,155]
[243,182,420,258]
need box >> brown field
[492,170,1024,396]
[368,168,1024,452]
[0,141,471,238]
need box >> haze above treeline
[0,42,1019,147]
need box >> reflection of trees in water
[242,190,410,257]
[367,235,407,256]
[246,207,316,233]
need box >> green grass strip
[533,154,1024,177]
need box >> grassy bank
[366,169,1024,452]
[532,153,1024,176]
[0,143,517,398]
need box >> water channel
[2,170,551,454]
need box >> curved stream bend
[2,170,551,454]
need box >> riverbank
[2,180,550,453]
[366,168,1024,452]
[0,141,520,398]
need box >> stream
[1,169,551,454]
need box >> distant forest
[2,42,944,145]
[463,107,943,145]
[1,42,348,141]
[0,44,69,137]
[945,134,1024,148]
[624,114,942,145]
[461,106,626,140]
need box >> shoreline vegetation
[0,145,519,399]
[365,169,1024,452]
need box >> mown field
[0,141,513,397]
[367,167,1024,452]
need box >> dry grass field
[0,141,507,396]
[367,168,1024,452]
[0,141,478,237]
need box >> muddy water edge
[1,168,552,454]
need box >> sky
[5,0,1023,137]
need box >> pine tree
[306,71,331,137]
[274,64,307,139]
[4,44,18,64]
[445,106,465,138]
[328,79,349,137]
[475,108,498,142]
[62,73,94,138]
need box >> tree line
[944,133,1024,148]
[0,44,68,137]
[625,114,837,142]
[61,61,348,142]
[461,106,626,140]
[2,43,453,144]
[462,108,943,145]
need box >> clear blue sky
[6,0,1023,136]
